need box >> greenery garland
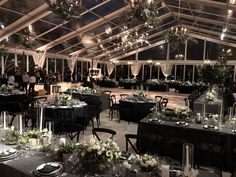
[45,0,87,21]
[120,0,161,28]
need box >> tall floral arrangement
[58,94,72,106]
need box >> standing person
[22,71,29,94]
[29,73,36,94]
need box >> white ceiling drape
[32,51,47,68]
[106,62,115,76]
[67,54,78,73]
[161,63,173,81]
[131,62,142,78]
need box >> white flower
[123,161,132,169]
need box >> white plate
[203,125,218,130]
[36,162,62,176]
[175,121,189,126]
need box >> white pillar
[62,59,64,81]
[234,65,236,82]
[183,65,186,82]
[75,61,78,81]
[128,65,130,79]
[54,59,57,73]
[203,40,206,60]
[26,55,29,72]
[46,57,48,72]
[149,65,152,79]
[142,64,144,80]
[81,62,83,80]
[167,43,170,60]
[174,65,177,80]
[14,53,17,66]
[1,56,4,75]
[192,65,195,82]
[184,40,187,61]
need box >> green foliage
[59,143,77,154]
[46,0,87,21]
[198,58,233,87]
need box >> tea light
[28,138,37,149]
[59,138,66,145]
[162,165,170,177]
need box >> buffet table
[137,115,236,171]
[119,99,156,122]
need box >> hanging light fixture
[45,0,86,21]
[121,0,161,28]
[164,0,191,45]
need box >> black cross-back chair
[92,128,116,141]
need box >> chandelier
[45,0,85,20]
[164,0,190,45]
[121,0,161,28]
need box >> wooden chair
[63,122,83,142]
[103,90,112,96]
[109,95,119,120]
[125,134,140,154]
[92,128,116,141]
[160,98,168,108]
[155,96,163,102]
[120,94,129,99]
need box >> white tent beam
[181,0,236,11]
[0,3,51,41]
[69,11,171,56]
[173,12,236,29]
[0,0,8,6]
[37,5,129,51]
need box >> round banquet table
[119,98,156,123]
[44,104,86,133]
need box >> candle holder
[182,143,194,177]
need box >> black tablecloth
[119,100,155,122]
[71,92,109,111]
[176,85,201,93]
[138,116,236,171]
[0,94,28,113]
[44,106,85,133]
[144,83,169,92]
[0,151,219,177]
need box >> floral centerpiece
[18,129,42,145]
[205,90,216,104]
[0,84,14,94]
[133,90,146,101]
[146,79,159,85]
[75,136,121,175]
[58,94,72,106]
[174,106,192,119]
[4,127,18,145]
[129,154,160,176]
[79,86,93,94]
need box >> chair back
[155,96,163,102]
[110,95,117,106]
[120,94,129,99]
[161,98,168,108]
[103,90,112,95]
[92,128,116,141]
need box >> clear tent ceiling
[0,0,236,61]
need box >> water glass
[182,143,194,174]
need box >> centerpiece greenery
[205,90,217,104]
[79,86,93,94]
[0,84,14,94]
[58,94,72,106]
[174,106,192,119]
[133,90,146,101]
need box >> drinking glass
[182,143,194,174]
